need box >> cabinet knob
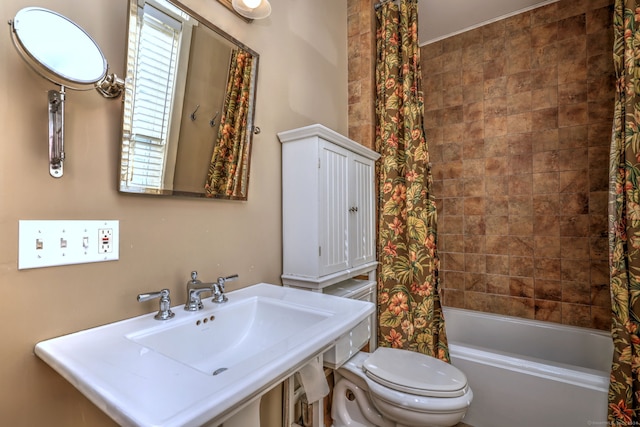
[349,206,359,213]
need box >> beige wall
[0,0,348,425]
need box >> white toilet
[332,347,473,427]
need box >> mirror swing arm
[8,7,125,178]
[44,77,124,178]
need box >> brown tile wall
[347,0,376,149]
[422,0,615,330]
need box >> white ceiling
[418,0,557,45]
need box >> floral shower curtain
[608,0,640,424]
[375,0,449,361]
[204,48,253,198]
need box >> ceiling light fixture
[231,0,271,19]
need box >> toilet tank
[323,279,376,369]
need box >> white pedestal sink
[35,283,374,427]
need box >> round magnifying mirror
[10,7,107,90]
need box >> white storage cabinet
[278,124,380,290]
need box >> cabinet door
[349,153,376,267]
[319,141,350,276]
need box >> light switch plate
[18,220,119,270]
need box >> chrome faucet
[185,271,214,311]
[137,288,175,320]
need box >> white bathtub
[443,307,613,427]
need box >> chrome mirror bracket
[48,87,65,178]
[95,73,125,99]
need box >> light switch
[18,220,119,270]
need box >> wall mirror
[9,7,124,178]
[120,0,259,200]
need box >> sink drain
[212,367,228,376]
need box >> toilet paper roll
[297,356,330,403]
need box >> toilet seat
[363,347,468,398]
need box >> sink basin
[34,283,374,427]
[127,297,331,375]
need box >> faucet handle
[217,274,238,292]
[213,274,237,303]
[137,289,175,321]
[218,274,238,287]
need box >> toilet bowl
[331,348,473,427]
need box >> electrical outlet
[99,228,113,253]
[18,220,119,269]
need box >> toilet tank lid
[363,347,468,398]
